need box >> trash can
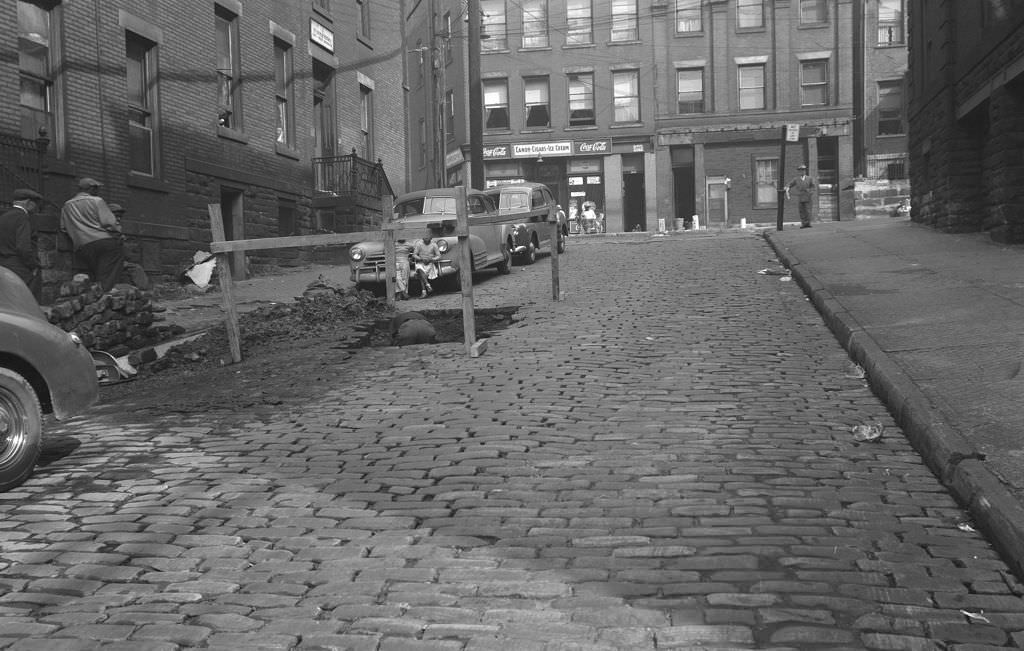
[674,217,686,231]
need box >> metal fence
[313,149,394,199]
[866,154,908,180]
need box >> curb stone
[765,230,1024,582]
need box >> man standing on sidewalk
[0,188,44,298]
[61,177,124,291]
[786,164,816,229]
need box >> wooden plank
[209,230,388,254]
[207,204,242,364]
[550,219,561,301]
[455,186,476,356]
[382,195,396,307]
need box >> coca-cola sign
[482,145,510,159]
[574,140,610,155]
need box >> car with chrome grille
[349,187,511,292]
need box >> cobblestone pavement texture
[3,231,1024,649]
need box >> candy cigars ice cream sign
[512,141,572,157]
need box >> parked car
[0,267,98,491]
[349,187,512,292]
[485,182,567,265]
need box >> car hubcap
[0,396,23,464]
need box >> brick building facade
[2,0,406,299]
[907,1,1024,243]
[410,0,908,232]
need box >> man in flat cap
[0,188,44,297]
[60,177,125,291]
[785,164,816,229]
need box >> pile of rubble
[46,280,168,357]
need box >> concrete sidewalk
[766,217,1024,577]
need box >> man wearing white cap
[785,164,816,229]
[60,177,124,291]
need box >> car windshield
[396,196,459,217]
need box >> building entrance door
[623,172,646,231]
[705,176,729,228]
[220,187,246,281]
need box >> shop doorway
[220,187,246,280]
[623,172,646,231]
[817,137,839,221]
[705,176,729,229]
[673,165,695,228]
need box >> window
[676,0,702,33]
[314,0,331,14]
[877,80,904,136]
[568,72,595,126]
[443,12,453,63]
[611,0,638,42]
[738,64,765,110]
[522,0,548,48]
[126,32,158,175]
[481,0,507,51]
[800,59,829,106]
[215,5,242,130]
[18,1,58,143]
[273,39,294,147]
[799,0,827,25]
[676,68,704,113]
[524,76,550,128]
[737,0,764,29]
[278,200,296,236]
[878,0,904,45]
[483,78,509,129]
[357,0,370,39]
[567,0,593,45]
[754,158,779,207]
[359,84,374,159]
[414,39,425,87]
[445,89,455,141]
[612,70,639,122]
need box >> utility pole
[467,0,484,190]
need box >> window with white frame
[799,59,829,106]
[483,78,509,129]
[676,68,704,113]
[611,0,638,42]
[568,72,595,126]
[522,0,549,48]
[738,64,765,110]
[481,0,507,50]
[19,0,60,145]
[215,4,242,129]
[357,0,370,39]
[737,0,764,29]
[676,0,702,33]
[273,39,294,147]
[360,84,374,159]
[877,80,905,135]
[567,0,593,45]
[445,89,455,141]
[799,0,827,25]
[524,76,550,128]
[126,32,158,175]
[754,158,779,207]
[612,70,640,122]
[877,0,904,45]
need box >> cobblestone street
[3,233,1023,650]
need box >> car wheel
[557,232,567,254]
[524,242,537,265]
[0,368,43,493]
[497,243,512,275]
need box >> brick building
[907,1,1024,243]
[409,0,908,232]
[2,0,406,299]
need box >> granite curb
[765,230,1024,581]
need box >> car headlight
[436,239,449,254]
[350,246,365,262]
[68,332,83,346]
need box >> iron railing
[0,129,49,208]
[866,153,907,180]
[313,149,394,199]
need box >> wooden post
[207,204,242,364]
[383,192,396,308]
[455,186,476,355]
[549,213,561,301]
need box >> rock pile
[46,281,168,356]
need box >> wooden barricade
[206,186,562,363]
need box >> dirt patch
[94,281,519,417]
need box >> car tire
[0,368,43,493]
[524,242,537,265]
[557,232,567,254]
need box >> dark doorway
[671,146,696,228]
[817,136,839,221]
[220,187,245,280]
[623,172,646,232]
[313,61,336,158]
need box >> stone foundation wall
[46,281,169,357]
[853,179,911,219]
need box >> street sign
[785,124,800,142]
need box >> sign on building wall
[512,141,572,158]
[310,20,334,52]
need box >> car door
[467,193,502,268]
